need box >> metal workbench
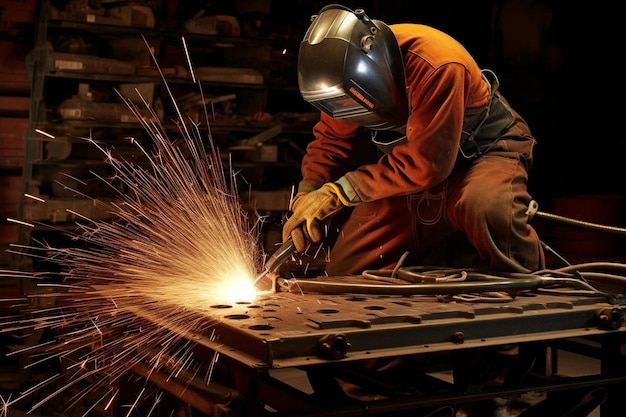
[117,271,626,417]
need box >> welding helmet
[298,4,408,131]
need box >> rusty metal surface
[183,280,625,369]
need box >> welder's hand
[282,183,350,252]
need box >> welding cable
[397,266,470,282]
[553,261,626,275]
[541,241,572,266]
[534,276,609,297]
[284,271,542,295]
[450,291,513,303]
[390,250,411,277]
[284,273,617,299]
[357,251,414,282]
[531,262,626,297]
[362,267,469,283]
[286,266,624,298]
[361,270,413,284]
[535,262,626,287]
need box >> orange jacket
[298,24,492,202]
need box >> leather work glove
[282,182,355,252]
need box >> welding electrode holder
[255,239,296,292]
[265,239,297,273]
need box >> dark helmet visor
[298,6,408,131]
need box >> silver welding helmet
[298,4,408,131]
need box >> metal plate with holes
[184,281,625,369]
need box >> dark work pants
[324,151,546,276]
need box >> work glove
[282,182,354,252]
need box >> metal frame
[117,286,626,416]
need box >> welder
[282,4,546,276]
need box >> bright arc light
[215,273,258,303]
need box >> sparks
[0,38,271,415]
[34,128,55,139]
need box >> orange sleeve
[343,61,471,201]
[298,24,491,201]
[298,113,362,193]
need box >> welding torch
[254,239,296,292]
[265,239,296,274]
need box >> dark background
[265,0,623,206]
[0,0,622,264]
